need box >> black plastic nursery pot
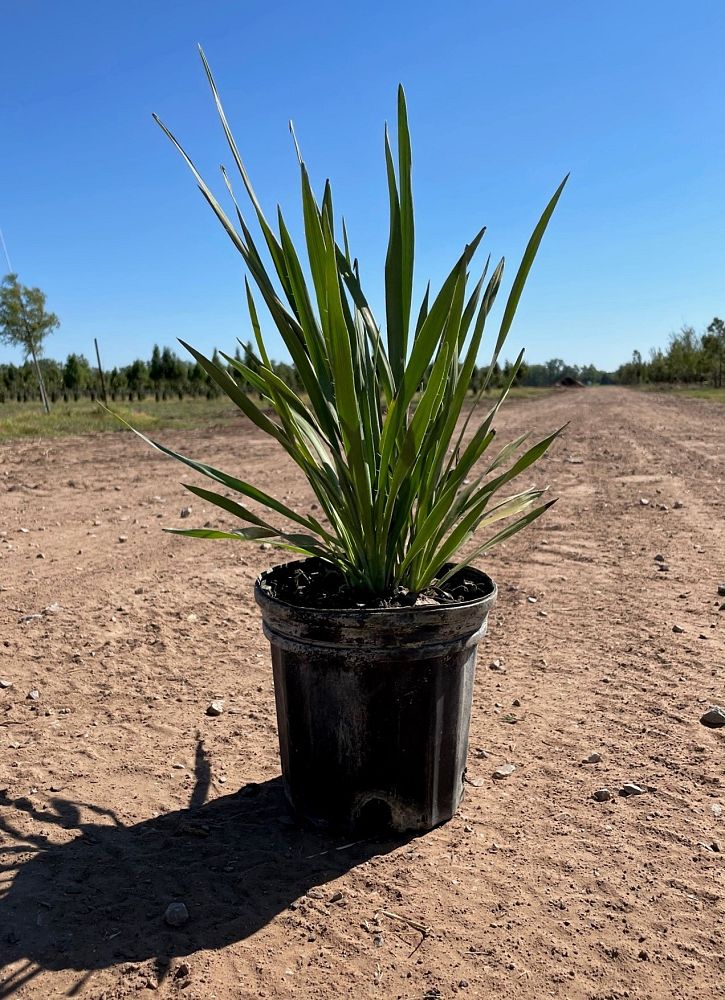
[255,559,497,834]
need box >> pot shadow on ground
[0,739,410,997]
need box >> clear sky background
[1,0,723,371]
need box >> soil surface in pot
[257,556,493,610]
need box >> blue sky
[1,0,723,371]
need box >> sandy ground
[0,387,723,1000]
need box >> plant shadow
[0,740,409,997]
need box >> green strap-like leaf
[384,123,404,387]
[488,175,569,385]
[398,85,414,368]
[435,500,557,586]
[412,489,546,589]
[178,340,284,444]
[198,47,296,306]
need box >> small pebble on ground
[619,783,647,797]
[700,706,725,729]
[492,763,516,780]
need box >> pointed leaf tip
[289,121,302,164]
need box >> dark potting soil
[258,557,493,611]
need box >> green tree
[160,346,185,385]
[149,344,163,389]
[667,326,703,383]
[126,359,148,396]
[62,353,93,395]
[545,358,566,384]
[702,317,725,388]
[189,360,205,394]
[0,273,59,412]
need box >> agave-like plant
[136,48,567,598]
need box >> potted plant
[131,50,566,833]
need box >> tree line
[0,345,616,405]
[0,342,302,404]
[0,269,613,404]
[8,270,721,408]
[615,319,725,387]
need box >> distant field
[639,384,725,402]
[0,387,553,441]
[0,397,243,441]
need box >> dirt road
[1,387,723,999]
